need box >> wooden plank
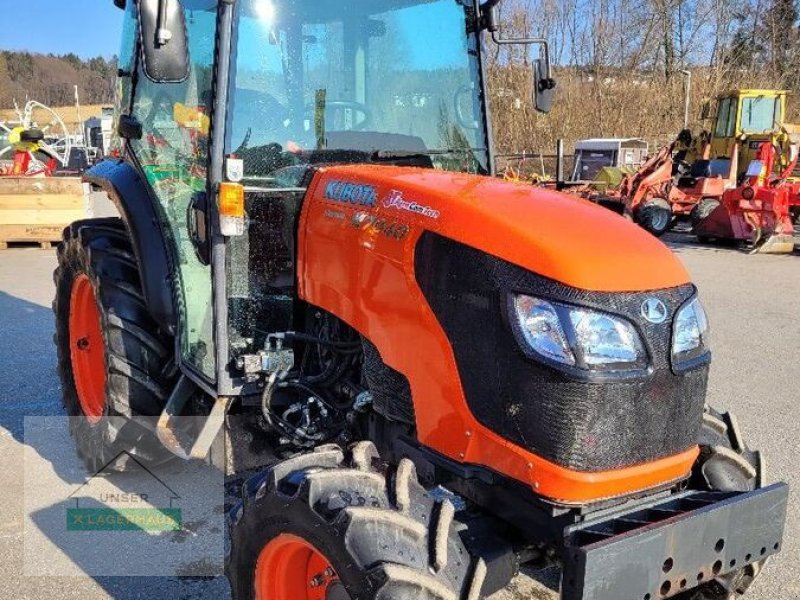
[0,177,85,196]
[0,194,84,211]
[0,224,65,243]
[0,209,86,226]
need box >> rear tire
[635,198,673,237]
[53,218,174,472]
[227,442,486,600]
[691,198,721,232]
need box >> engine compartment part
[415,232,707,473]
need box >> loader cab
[709,89,789,179]
[111,0,553,396]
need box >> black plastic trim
[83,160,177,336]
[415,232,708,472]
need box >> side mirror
[700,100,711,120]
[138,0,190,83]
[113,0,126,8]
[533,59,556,114]
[485,22,555,114]
[117,114,143,140]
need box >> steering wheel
[307,101,372,131]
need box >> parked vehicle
[54,1,787,599]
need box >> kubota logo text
[324,180,377,207]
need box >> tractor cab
[110,0,553,395]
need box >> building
[84,107,115,157]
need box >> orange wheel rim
[255,534,346,600]
[69,274,107,424]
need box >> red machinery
[0,128,60,177]
[693,142,798,254]
[0,101,71,177]
[608,137,738,237]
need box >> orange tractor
[53,1,787,599]
[693,142,799,253]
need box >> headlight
[512,296,575,366]
[512,294,646,373]
[672,297,710,367]
[569,309,642,365]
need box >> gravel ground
[0,234,797,599]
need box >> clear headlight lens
[512,294,644,371]
[672,297,710,361]
[569,310,642,365]
[512,296,575,366]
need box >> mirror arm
[490,31,553,81]
[156,0,173,46]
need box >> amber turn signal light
[219,182,245,218]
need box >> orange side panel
[297,165,696,503]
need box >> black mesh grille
[362,338,416,425]
[415,232,707,473]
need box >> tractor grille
[414,232,707,473]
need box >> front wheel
[673,406,764,600]
[227,442,487,600]
[53,218,174,472]
[635,198,674,237]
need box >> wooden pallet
[0,177,87,249]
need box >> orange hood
[311,165,690,293]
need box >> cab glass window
[740,96,781,133]
[714,98,733,138]
[130,0,219,380]
[226,0,489,187]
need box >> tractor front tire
[228,442,487,600]
[674,406,764,600]
[635,198,673,237]
[53,218,174,473]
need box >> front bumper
[562,483,789,600]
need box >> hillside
[0,51,115,109]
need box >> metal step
[156,375,231,460]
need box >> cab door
[123,0,220,383]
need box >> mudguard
[83,159,177,335]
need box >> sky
[0,0,466,66]
[0,1,123,58]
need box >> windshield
[226,0,488,186]
[740,96,781,133]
